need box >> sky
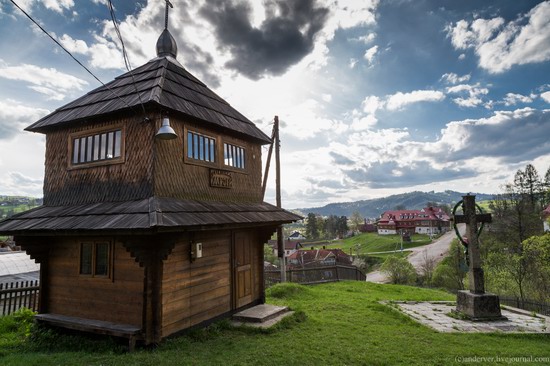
[0,0,549,209]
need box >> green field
[1,282,548,365]
[303,232,432,254]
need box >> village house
[268,238,303,257]
[377,207,450,236]
[0,17,299,347]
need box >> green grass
[304,232,431,254]
[1,282,548,365]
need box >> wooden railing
[0,280,39,316]
[265,265,366,288]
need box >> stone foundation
[456,291,506,321]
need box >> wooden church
[0,10,299,348]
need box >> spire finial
[164,0,173,30]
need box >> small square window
[80,241,111,277]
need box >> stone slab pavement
[387,301,549,333]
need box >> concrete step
[232,304,292,328]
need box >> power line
[9,0,134,110]
[106,0,147,117]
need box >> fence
[499,296,550,316]
[265,265,366,288]
[0,280,40,316]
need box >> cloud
[446,1,550,73]
[427,108,550,163]
[0,60,88,99]
[351,32,376,44]
[344,161,477,189]
[385,90,445,111]
[330,152,355,166]
[43,0,74,14]
[502,93,534,106]
[364,45,378,65]
[0,100,49,140]
[446,83,489,108]
[541,91,550,103]
[440,72,471,84]
[0,172,43,197]
[199,0,329,80]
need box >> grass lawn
[1,282,548,365]
[305,232,432,254]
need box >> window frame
[68,125,125,169]
[183,127,218,168]
[78,240,113,279]
[222,141,246,170]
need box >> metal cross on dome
[164,0,173,30]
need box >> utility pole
[274,116,286,282]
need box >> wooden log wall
[47,237,144,327]
[154,118,264,203]
[43,116,154,206]
[161,230,233,338]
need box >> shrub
[380,255,417,285]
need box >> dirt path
[365,226,464,283]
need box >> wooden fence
[265,265,366,288]
[0,280,40,316]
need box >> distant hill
[296,190,494,218]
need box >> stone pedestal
[456,291,506,321]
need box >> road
[365,225,464,283]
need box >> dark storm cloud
[199,0,329,79]
[344,161,477,189]
[428,109,550,164]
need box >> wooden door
[233,232,253,308]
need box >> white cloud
[43,0,74,13]
[446,83,489,108]
[386,90,445,111]
[502,93,534,106]
[364,45,378,65]
[440,72,471,84]
[351,32,376,44]
[446,1,550,73]
[322,94,332,102]
[349,58,358,68]
[0,60,88,99]
[541,91,550,103]
[0,100,49,140]
[361,95,383,114]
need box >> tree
[336,216,348,238]
[419,249,436,286]
[350,211,364,232]
[324,215,338,239]
[432,241,466,291]
[305,213,319,240]
[380,255,417,285]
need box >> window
[80,241,111,277]
[187,131,215,162]
[72,129,122,165]
[223,142,245,169]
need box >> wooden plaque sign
[210,169,233,189]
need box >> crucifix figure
[453,194,492,293]
[453,194,505,320]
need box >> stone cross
[453,194,492,294]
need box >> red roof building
[377,207,450,236]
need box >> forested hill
[296,190,494,218]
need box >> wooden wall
[161,231,232,338]
[47,237,144,326]
[43,116,154,206]
[154,117,264,203]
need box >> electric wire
[9,0,137,111]
[106,0,147,117]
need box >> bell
[155,117,178,140]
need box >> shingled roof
[26,31,270,144]
[0,197,301,235]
